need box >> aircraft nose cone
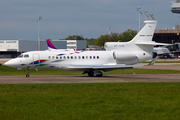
[4,59,19,67]
[4,60,13,67]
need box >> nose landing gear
[26,74,30,77]
[26,67,30,77]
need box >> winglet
[46,39,57,49]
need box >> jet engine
[113,51,137,61]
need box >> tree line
[57,29,137,47]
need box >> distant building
[60,40,87,49]
[152,29,180,58]
[153,29,180,44]
[0,40,86,58]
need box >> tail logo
[140,35,153,37]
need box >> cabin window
[24,54,29,58]
[18,54,23,58]
[52,56,55,59]
[49,56,51,59]
[67,56,69,59]
[90,56,92,59]
[71,56,73,59]
[97,56,99,59]
[56,57,58,59]
[82,56,84,59]
[60,56,62,59]
[75,56,77,59]
[63,56,66,59]
[78,56,81,59]
[86,56,88,59]
[93,56,95,59]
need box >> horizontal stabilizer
[135,42,171,46]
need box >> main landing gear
[83,70,103,77]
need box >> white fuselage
[5,49,152,71]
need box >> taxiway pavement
[0,74,180,84]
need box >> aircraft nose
[4,60,14,67]
[4,59,19,67]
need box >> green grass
[0,83,180,120]
[0,65,180,76]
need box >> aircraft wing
[68,64,144,71]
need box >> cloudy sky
[0,0,178,40]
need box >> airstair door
[33,53,40,68]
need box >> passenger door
[33,53,40,67]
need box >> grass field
[0,83,180,120]
[1,65,180,76]
[1,65,180,119]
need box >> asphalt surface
[0,74,180,84]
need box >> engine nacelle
[113,52,137,61]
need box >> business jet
[4,20,165,77]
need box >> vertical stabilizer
[131,20,157,44]
[46,40,57,50]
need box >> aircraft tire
[26,74,30,77]
[96,71,103,77]
[88,71,94,77]
[96,74,102,77]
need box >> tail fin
[46,39,57,50]
[131,20,157,44]
[104,20,158,51]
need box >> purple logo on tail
[47,39,57,49]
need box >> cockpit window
[18,54,23,58]
[24,54,29,58]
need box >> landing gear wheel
[26,67,30,77]
[96,72,103,77]
[26,74,30,77]
[88,71,94,77]
[96,75,102,77]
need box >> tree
[95,34,111,47]
[95,29,137,47]
[95,33,120,47]
[111,33,120,42]
[86,38,96,45]
[64,35,84,40]
[118,29,137,42]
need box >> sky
[0,0,178,40]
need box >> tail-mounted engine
[113,51,137,61]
